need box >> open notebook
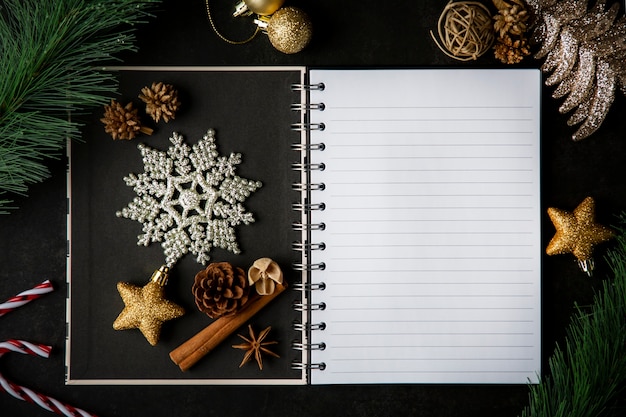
[66,67,541,385]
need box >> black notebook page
[66,67,306,384]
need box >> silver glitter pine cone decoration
[526,0,626,141]
[266,6,312,54]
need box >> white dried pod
[248,258,283,295]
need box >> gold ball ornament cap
[234,0,285,16]
[150,265,170,286]
[267,7,313,54]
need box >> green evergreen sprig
[520,215,626,417]
[0,0,161,213]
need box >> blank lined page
[308,69,541,384]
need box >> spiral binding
[292,301,326,311]
[292,182,325,192]
[291,102,325,111]
[291,202,326,212]
[292,241,326,252]
[292,261,326,271]
[291,122,325,131]
[291,82,325,91]
[291,361,326,371]
[292,341,326,351]
[291,81,328,374]
[291,162,325,171]
[291,142,325,151]
[292,221,326,231]
[292,281,326,291]
[293,321,326,331]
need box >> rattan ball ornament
[430,1,495,61]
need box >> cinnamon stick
[169,283,286,371]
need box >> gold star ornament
[113,266,185,345]
[546,197,615,276]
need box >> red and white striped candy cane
[0,280,54,317]
[0,340,97,417]
[0,282,98,417]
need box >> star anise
[232,325,279,370]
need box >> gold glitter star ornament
[546,197,615,276]
[113,266,185,346]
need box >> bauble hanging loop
[255,6,312,54]
[233,0,285,17]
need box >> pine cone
[493,0,529,38]
[494,34,531,64]
[101,100,153,140]
[192,262,250,318]
[138,82,181,123]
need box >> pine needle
[520,214,626,417]
[0,0,161,212]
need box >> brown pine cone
[101,100,153,140]
[494,35,531,64]
[493,0,529,37]
[192,262,250,318]
[493,0,529,38]
[138,82,181,123]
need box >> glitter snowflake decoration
[116,129,262,267]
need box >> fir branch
[0,0,161,212]
[520,215,626,417]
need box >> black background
[2,0,626,416]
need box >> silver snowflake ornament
[116,129,262,267]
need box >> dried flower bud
[494,34,531,64]
[248,258,283,295]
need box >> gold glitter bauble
[267,7,312,54]
[546,197,615,276]
[113,266,185,346]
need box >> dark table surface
[2,0,626,416]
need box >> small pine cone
[139,82,181,123]
[192,262,250,319]
[493,0,529,38]
[101,100,153,140]
[494,35,531,64]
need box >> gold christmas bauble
[245,0,285,16]
[267,7,312,54]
